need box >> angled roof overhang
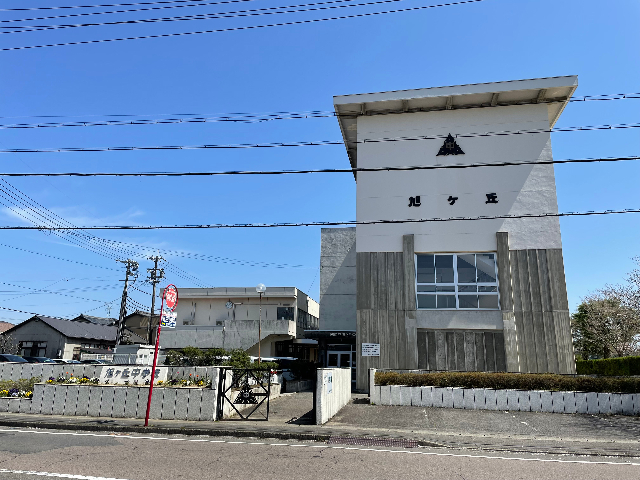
[333,75,578,176]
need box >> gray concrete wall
[0,363,220,383]
[160,319,295,352]
[9,380,220,420]
[417,330,506,372]
[315,368,351,425]
[320,228,356,331]
[355,234,417,391]
[497,232,576,374]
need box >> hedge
[374,371,640,394]
[576,356,640,376]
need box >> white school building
[319,76,579,391]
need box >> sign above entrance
[362,343,380,357]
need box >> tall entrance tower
[332,76,578,390]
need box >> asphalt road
[1,428,639,480]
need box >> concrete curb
[2,416,640,458]
[0,417,332,442]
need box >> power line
[0,208,637,230]
[1,0,484,51]
[1,155,638,177]
[2,278,68,303]
[2,0,400,34]
[0,0,219,11]
[1,0,256,22]
[2,92,638,130]
[0,281,111,303]
[0,305,62,318]
[0,178,209,287]
[1,92,635,126]
[2,122,638,154]
[0,243,119,270]
[77,236,306,269]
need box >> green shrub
[576,356,640,376]
[224,349,251,369]
[203,348,228,366]
[374,371,640,394]
[163,349,183,366]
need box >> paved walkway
[1,393,639,458]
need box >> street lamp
[256,283,266,364]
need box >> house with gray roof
[1,315,145,360]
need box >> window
[416,253,499,310]
[276,306,294,321]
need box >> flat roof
[334,75,578,171]
[166,287,317,303]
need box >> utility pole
[146,255,165,345]
[116,259,138,346]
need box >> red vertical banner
[144,285,178,427]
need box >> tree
[572,295,640,359]
[572,257,640,359]
[0,332,19,355]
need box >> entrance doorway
[327,344,356,390]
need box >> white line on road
[0,469,130,480]
[1,428,639,467]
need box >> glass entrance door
[328,352,351,368]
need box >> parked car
[51,359,82,364]
[22,356,56,363]
[80,359,111,365]
[0,354,28,363]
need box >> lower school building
[321,76,579,391]
[321,229,575,391]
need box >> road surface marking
[0,469,130,480]
[0,428,638,467]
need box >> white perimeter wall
[356,104,562,253]
[315,367,352,425]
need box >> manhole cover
[328,436,420,448]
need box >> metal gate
[217,368,272,420]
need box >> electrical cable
[0,179,204,286]
[1,0,401,34]
[83,236,306,268]
[0,208,637,230]
[2,155,637,177]
[0,0,219,11]
[1,92,636,124]
[1,0,485,51]
[1,278,69,303]
[0,185,116,262]
[1,0,256,23]
[0,179,124,261]
[74,296,120,316]
[0,305,62,317]
[0,281,112,303]
[0,178,208,287]
[2,122,638,154]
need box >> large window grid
[415,253,500,310]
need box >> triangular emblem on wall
[437,134,465,156]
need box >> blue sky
[0,0,638,323]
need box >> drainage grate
[328,436,420,448]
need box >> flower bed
[45,374,99,385]
[374,371,640,394]
[159,372,211,388]
[0,377,39,398]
